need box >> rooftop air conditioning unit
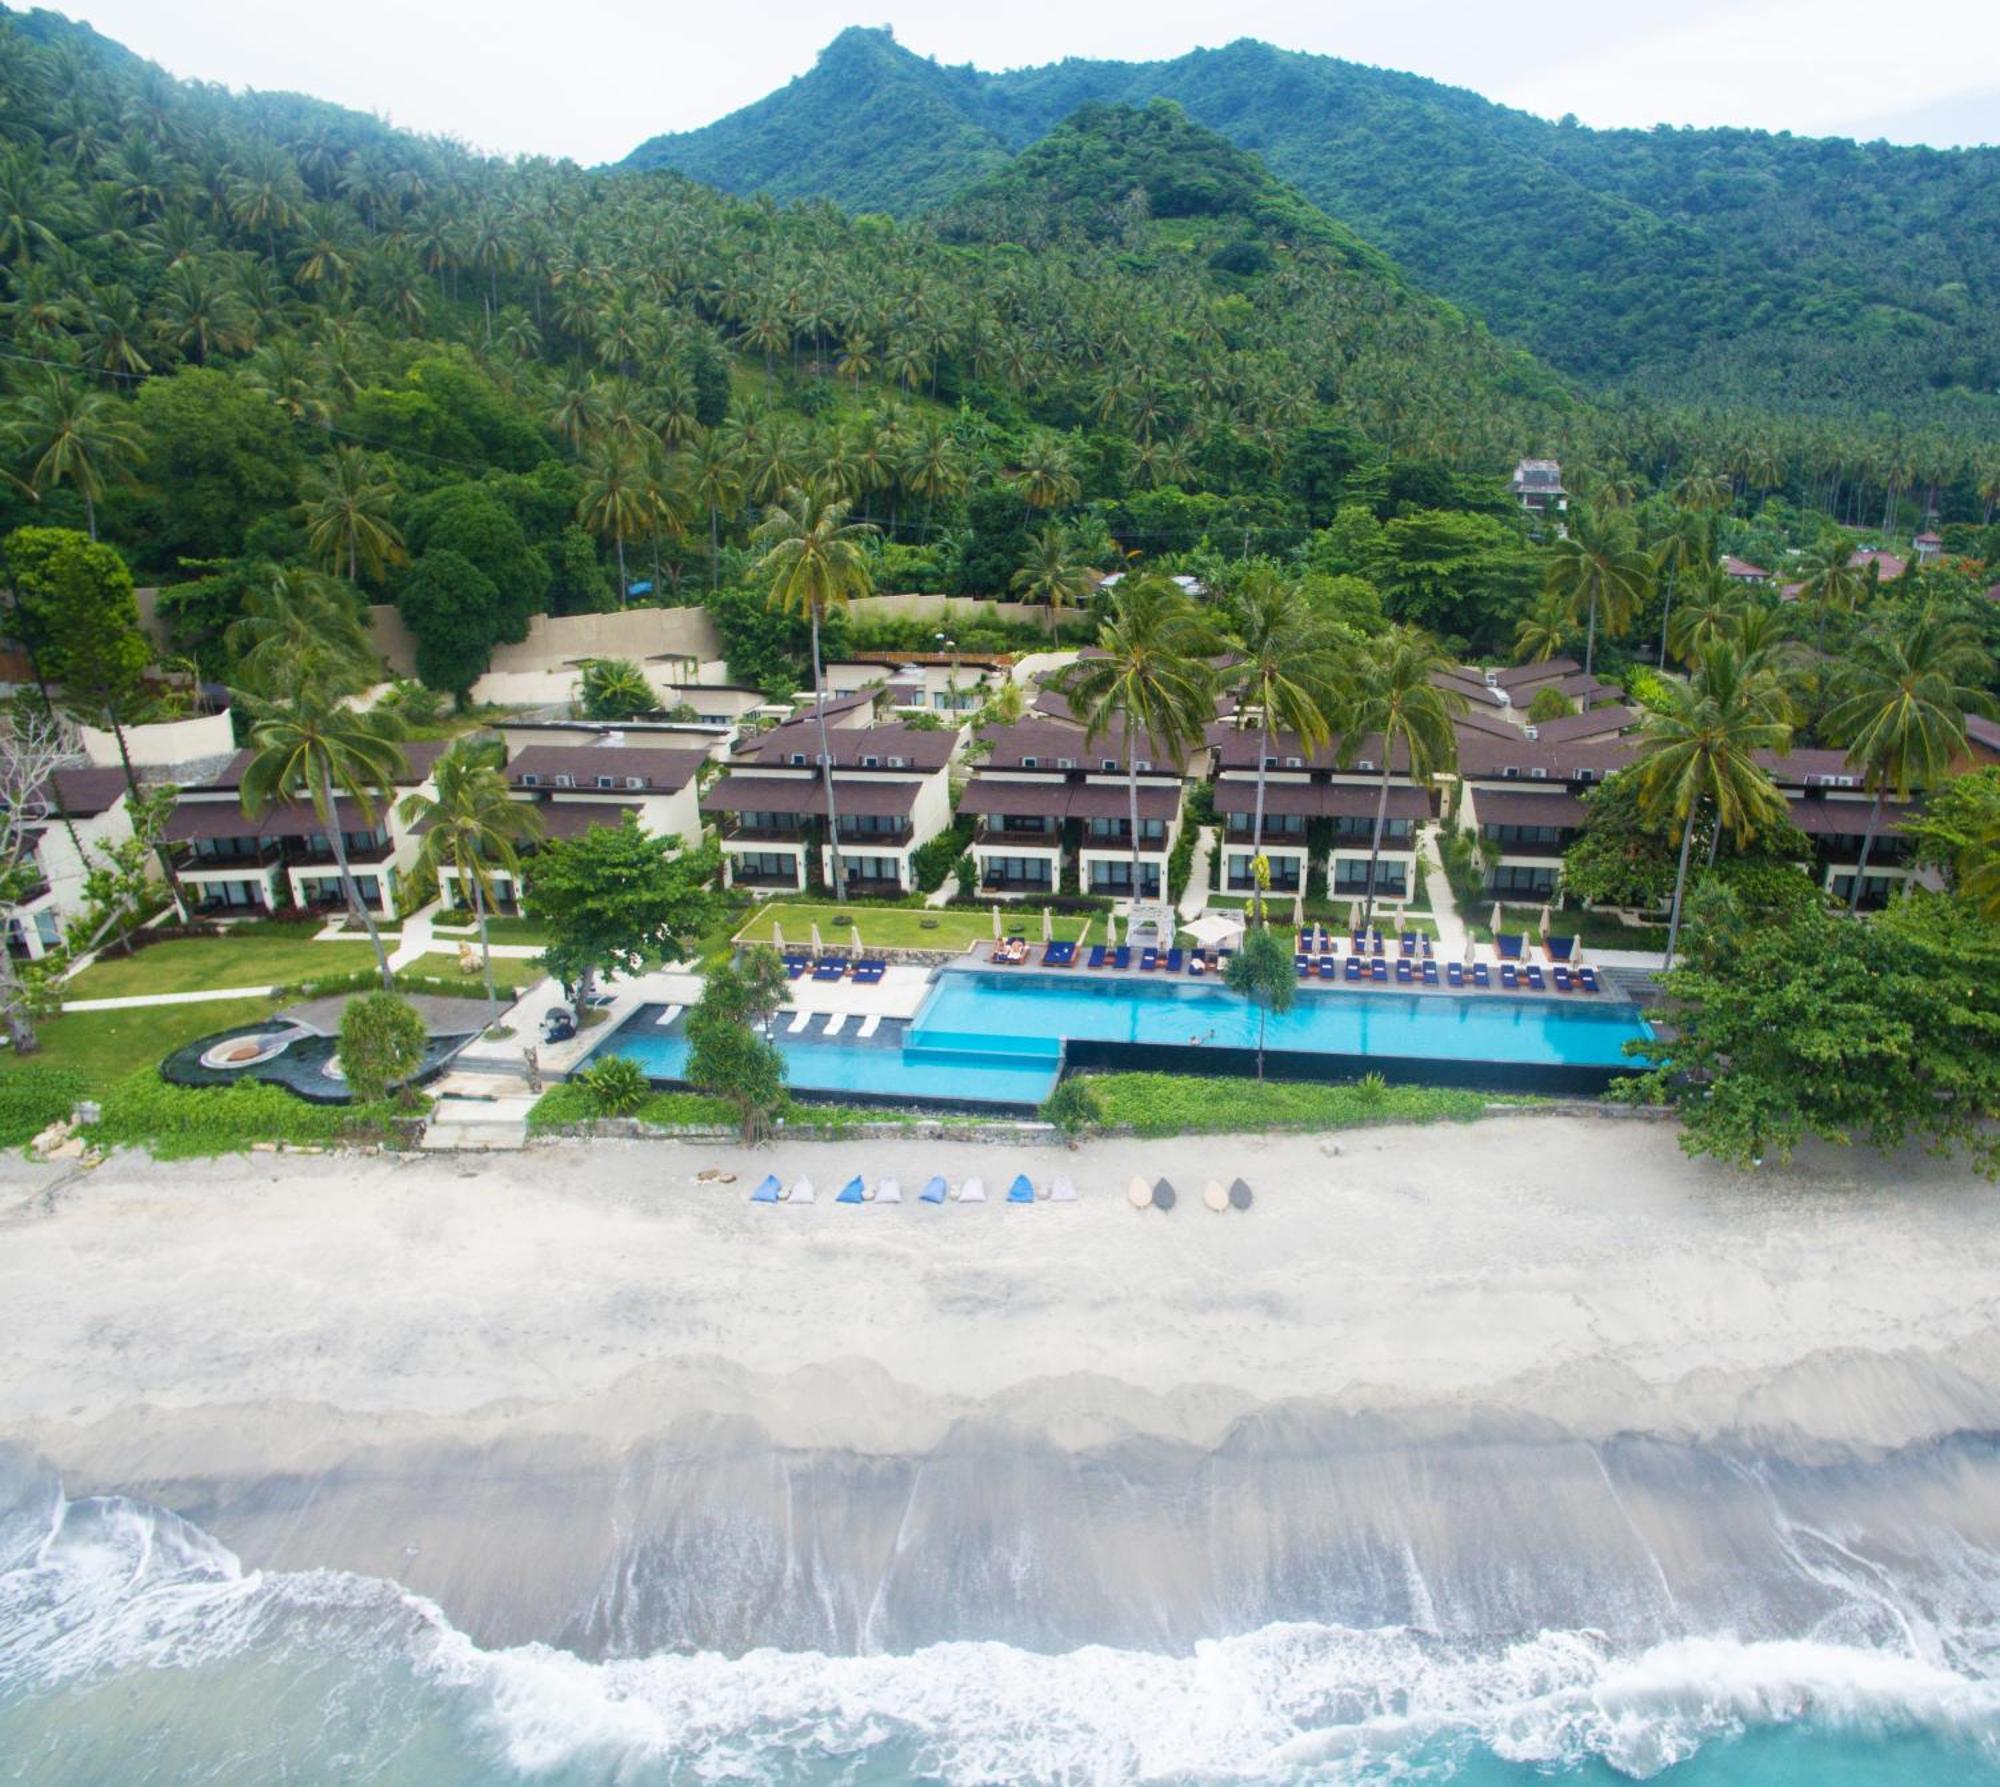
[1529,767,1547,780]
[1484,670,1500,687]
[1524,726,1540,741]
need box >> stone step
[419,1120,527,1152]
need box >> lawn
[432,914,548,946]
[732,902,1094,951]
[417,950,546,989]
[63,928,388,1000]
[1078,1073,1528,1137]
[1467,910,1669,950]
[1,995,293,1093]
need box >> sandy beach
[6,1114,2000,1655]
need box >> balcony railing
[834,822,911,845]
[980,869,1056,892]
[976,820,1061,845]
[1222,820,1309,842]
[731,867,804,889]
[722,817,809,842]
[176,841,282,871]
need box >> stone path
[62,986,279,1012]
[1416,826,1469,960]
[1177,825,1216,920]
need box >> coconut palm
[1542,506,1652,679]
[577,656,655,720]
[5,368,141,539]
[1511,590,1571,665]
[575,441,649,596]
[1634,642,1793,967]
[753,484,877,900]
[1650,507,1709,667]
[1665,564,1745,667]
[299,447,403,586]
[1347,628,1464,934]
[1222,578,1344,923]
[1058,576,1216,910]
[1010,527,1094,638]
[398,738,543,1026]
[227,565,377,699]
[1821,607,1994,913]
[1793,535,1868,657]
[236,678,407,986]
[686,430,743,590]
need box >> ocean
[7,1431,2000,1785]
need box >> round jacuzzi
[199,1029,302,1071]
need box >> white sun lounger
[1050,1176,1077,1202]
[822,1012,849,1037]
[787,1010,812,1034]
[655,1004,683,1028]
[787,1176,815,1203]
[856,1013,881,1038]
[875,1177,902,1204]
[957,1176,986,1203]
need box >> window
[1356,759,1375,772]
[862,755,879,768]
[1502,766,1519,779]
[1482,822,1568,848]
[1529,767,1547,780]
[1022,756,1038,769]
[981,855,1053,889]
[1102,759,1118,773]
[1135,759,1151,773]
[1577,769,1596,784]
[1333,861,1408,896]
[596,775,614,789]
[1264,755,1279,770]
[1483,863,1557,897]
[1285,755,1303,769]
[888,756,906,768]
[789,753,806,766]
[1057,756,1074,770]
[554,774,574,789]
[626,777,645,790]
[519,773,540,788]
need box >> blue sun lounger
[1577,966,1601,993]
[1552,965,1573,992]
[1344,956,1363,981]
[782,955,810,979]
[835,1174,865,1204]
[1042,940,1076,967]
[812,958,846,981]
[750,1173,782,1203]
[1112,946,1132,970]
[919,1174,948,1204]
[1525,964,1546,991]
[1370,957,1388,982]
[1472,962,1491,988]
[852,959,887,984]
[1087,944,1107,969]
[1546,934,1576,963]
[1394,958,1413,983]
[1318,955,1337,979]
[1295,953,1313,978]
[1421,959,1438,985]
[1447,961,1465,987]
[1501,963,1520,989]
[1139,947,1159,971]
[1399,934,1417,957]
[1496,933,1524,961]
[1007,1173,1035,1203]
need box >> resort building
[1507,458,1566,514]
[1207,726,1431,904]
[1455,729,1636,903]
[1914,531,1943,564]
[824,654,1008,717]
[164,741,449,917]
[430,738,709,915]
[1759,748,1935,910]
[960,716,1186,900]
[4,767,136,960]
[702,718,956,896]
[1722,556,1772,585]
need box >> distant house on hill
[1914,531,1943,563]
[1722,556,1770,585]
[1850,548,1907,581]
[1507,459,1566,514]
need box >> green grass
[1467,911,1668,950]
[527,1081,909,1134]
[732,902,1092,951]
[1,995,293,1093]
[64,929,387,1000]
[417,951,545,989]
[82,1071,419,1160]
[1080,1072,1524,1137]
[432,914,548,945]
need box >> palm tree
[1666,564,1745,667]
[754,484,877,900]
[398,738,542,1026]
[1015,430,1080,520]
[237,680,407,986]
[1058,577,1216,912]
[1542,506,1652,679]
[687,430,743,590]
[1223,578,1342,923]
[576,442,648,596]
[1347,628,1464,935]
[1010,527,1094,638]
[1793,535,1868,657]
[1634,641,1793,968]
[227,565,377,699]
[300,448,404,587]
[577,657,656,720]
[6,368,141,539]
[1511,590,1571,665]
[1650,507,1709,667]
[1821,607,1994,913]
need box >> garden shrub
[580,1054,649,1116]
[84,1073,411,1160]
[912,819,975,893]
[0,1063,88,1145]
[1040,1076,1104,1137]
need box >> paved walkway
[63,985,278,1012]
[1416,826,1469,960]
[386,903,435,972]
[1177,825,1216,920]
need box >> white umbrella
[1393,910,1404,935]
[1042,906,1053,943]
[772,919,785,955]
[991,903,1002,940]
[809,922,823,956]
[958,1175,987,1203]
[848,916,861,957]
[788,1176,815,1204]
[1107,910,1120,947]
[1522,927,1535,959]
[1538,904,1552,938]
[1292,891,1305,931]
[1490,902,1503,936]
[1185,911,1243,949]
[876,1177,902,1204]
[1463,935,1477,968]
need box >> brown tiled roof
[1213,776,1430,821]
[1723,556,1770,578]
[1524,707,1639,744]
[980,716,1187,773]
[164,796,369,841]
[956,776,1071,818]
[521,800,643,840]
[1754,748,1859,787]
[738,721,954,772]
[38,767,132,818]
[1785,796,1910,837]
[1064,782,1183,822]
[1966,714,2000,757]
[1488,658,1580,690]
[1455,729,1638,781]
[507,743,705,792]
[1470,787,1589,829]
[703,774,921,819]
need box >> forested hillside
[626,27,2000,415]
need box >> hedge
[0,1063,88,1146]
[1081,1072,1508,1138]
[83,1072,418,1160]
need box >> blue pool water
[608,1018,1063,1107]
[914,968,1651,1069]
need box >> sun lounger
[1447,961,1465,987]
[1087,944,1107,969]
[1421,960,1438,985]
[1348,931,1366,952]
[655,1004,683,1028]
[782,955,809,980]
[1577,966,1600,993]
[958,1176,986,1203]
[1546,934,1576,962]
[1344,956,1363,982]
[1139,947,1158,971]
[1399,935,1417,957]
[1525,964,1546,991]
[1500,963,1519,990]
[1552,965,1573,992]
[1472,962,1491,988]
[856,1012,881,1038]
[787,1176,815,1203]
[1042,940,1076,967]
[812,959,846,981]
[1168,947,1186,972]
[1295,953,1312,979]
[787,1009,812,1033]
[919,1174,948,1205]
[822,1012,848,1037]
[1496,934,1524,961]
[1318,955,1337,979]
[749,1173,781,1203]
[1370,957,1387,982]
[853,958,888,983]
[1372,934,1385,956]
[835,1174,865,1204]
[1395,958,1413,983]
[876,1177,901,1203]
[1050,1175,1078,1202]
[1112,946,1132,970]
[1006,1173,1035,1204]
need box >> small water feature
[162,1020,472,1104]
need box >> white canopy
[1184,911,1245,948]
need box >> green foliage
[1039,1076,1104,1136]
[707,584,849,696]
[579,1053,649,1116]
[912,818,974,893]
[1526,685,1575,724]
[1624,665,1675,713]
[2,527,151,725]
[577,657,655,720]
[684,960,787,1142]
[1222,921,1295,1075]
[1624,893,2000,1176]
[123,368,300,567]
[401,482,549,645]
[83,1071,411,1160]
[1561,771,1679,911]
[0,1063,87,1146]
[1085,1071,1498,1137]
[336,990,428,1105]
[1904,764,2000,908]
[527,817,719,999]
[396,549,499,700]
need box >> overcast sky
[59,0,2000,164]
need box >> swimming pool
[911,968,1651,1070]
[606,1012,1063,1108]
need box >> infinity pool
[912,969,1651,1069]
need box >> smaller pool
[162,1021,472,1104]
[605,1010,1061,1109]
